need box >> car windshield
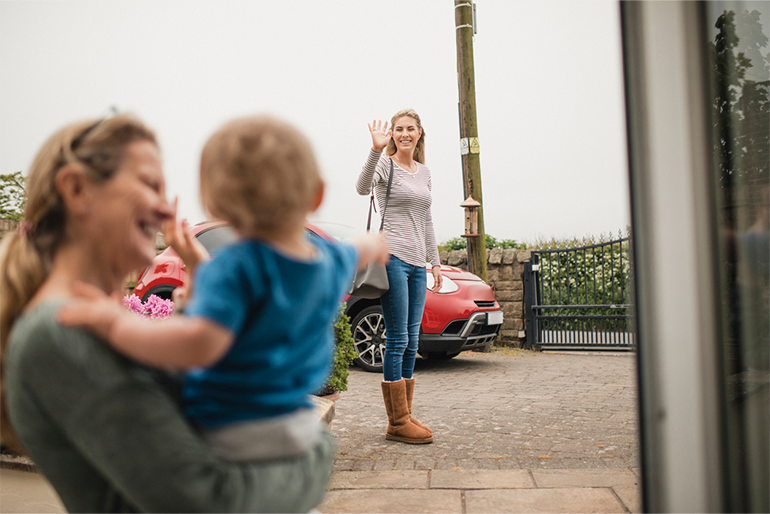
[311,222,360,242]
[196,225,238,255]
[304,229,325,245]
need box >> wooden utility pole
[454,0,487,282]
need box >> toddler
[60,115,388,462]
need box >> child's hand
[57,282,126,342]
[60,281,234,370]
[353,233,390,270]
[163,198,210,273]
[172,286,189,312]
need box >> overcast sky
[0,0,630,244]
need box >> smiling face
[391,116,422,156]
[86,140,172,275]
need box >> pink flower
[123,293,174,319]
[144,294,175,319]
[123,294,144,315]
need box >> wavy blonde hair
[200,115,322,236]
[0,114,157,454]
[386,108,426,164]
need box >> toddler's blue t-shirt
[183,235,358,430]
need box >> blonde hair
[0,114,157,454]
[386,108,426,164]
[200,115,322,236]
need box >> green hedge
[536,237,632,319]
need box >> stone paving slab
[430,469,535,489]
[328,470,429,490]
[464,488,626,514]
[319,489,462,514]
[531,468,639,488]
[613,485,642,513]
[322,469,640,514]
[0,469,64,514]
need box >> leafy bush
[521,229,633,336]
[438,234,526,252]
[319,303,357,395]
[0,172,25,221]
[439,237,467,252]
[526,228,631,251]
[490,237,527,250]
[535,236,633,321]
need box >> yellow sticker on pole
[460,137,480,155]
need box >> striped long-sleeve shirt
[356,150,441,268]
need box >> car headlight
[426,274,459,293]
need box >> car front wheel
[350,305,386,372]
[141,286,176,303]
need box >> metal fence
[524,237,635,350]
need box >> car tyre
[350,305,386,373]
[141,286,176,303]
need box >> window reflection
[706,2,769,511]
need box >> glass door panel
[704,2,769,511]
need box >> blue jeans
[380,256,427,382]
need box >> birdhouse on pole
[460,196,481,237]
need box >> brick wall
[0,219,20,238]
[439,248,531,348]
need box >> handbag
[348,159,394,299]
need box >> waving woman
[356,108,442,445]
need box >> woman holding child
[356,108,443,445]
[1,113,385,512]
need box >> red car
[133,221,503,372]
[133,220,235,301]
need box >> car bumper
[419,311,502,353]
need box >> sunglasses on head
[70,105,120,150]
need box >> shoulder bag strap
[377,159,395,233]
[366,190,376,232]
[365,158,394,233]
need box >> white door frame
[621,2,726,512]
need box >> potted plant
[318,303,357,399]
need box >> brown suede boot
[381,380,433,444]
[403,377,432,435]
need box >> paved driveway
[320,349,641,513]
[331,348,640,472]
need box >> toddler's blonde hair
[200,115,322,235]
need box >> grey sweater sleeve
[6,302,334,513]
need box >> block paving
[320,348,641,513]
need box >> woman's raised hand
[368,120,391,153]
